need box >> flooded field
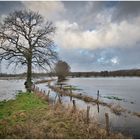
[0,79,25,101]
[61,77,140,138]
[0,77,140,138]
[65,77,140,112]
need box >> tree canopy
[55,60,71,81]
[0,10,58,91]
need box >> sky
[0,1,140,73]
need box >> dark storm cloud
[62,1,109,30]
[111,1,140,22]
[0,1,24,15]
[62,1,140,30]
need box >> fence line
[32,84,110,135]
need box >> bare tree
[0,10,58,92]
[55,60,71,82]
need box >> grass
[133,112,140,118]
[110,104,126,115]
[0,92,48,120]
[0,92,128,139]
[63,85,82,91]
[103,96,124,101]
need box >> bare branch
[0,10,58,91]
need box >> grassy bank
[0,92,128,138]
[0,93,47,120]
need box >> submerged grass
[63,85,82,91]
[103,96,124,101]
[0,92,129,139]
[133,112,140,118]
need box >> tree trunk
[26,59,32,92]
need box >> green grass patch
[0,92,47,120]
[63,85,82,91]
[103,96,123,101]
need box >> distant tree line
[69,69,140,77]
[0,73,22,77]
[1,69,140,78]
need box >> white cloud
[55,17,140,50]
[111,57,119,65]
[22,1,140,51]
[22,1,65,21]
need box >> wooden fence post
[60,84,62,89]
[105,113,110,136]
[86,106,90,124]
[97,90,99,101]
[58,94,62,104]
[72,100,76,111]
[97,102,100,113]
[70,85,72,94]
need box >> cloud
[0,1,23,15]
[62,1,110,30]
[111,1,140,22]
[58,45,140,71]
[111,57,119,65]
[1,1,140,72]
[0,1,24,22]
[55,18,140,50]
[22,1,65,21]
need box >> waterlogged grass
[103,96,124,101]
[63,85,82,91]
[133,112,140,118]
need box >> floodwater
[0,79,25,101]
[65,77,140,112]
[63,77,140,138]
[0,77,140,138]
